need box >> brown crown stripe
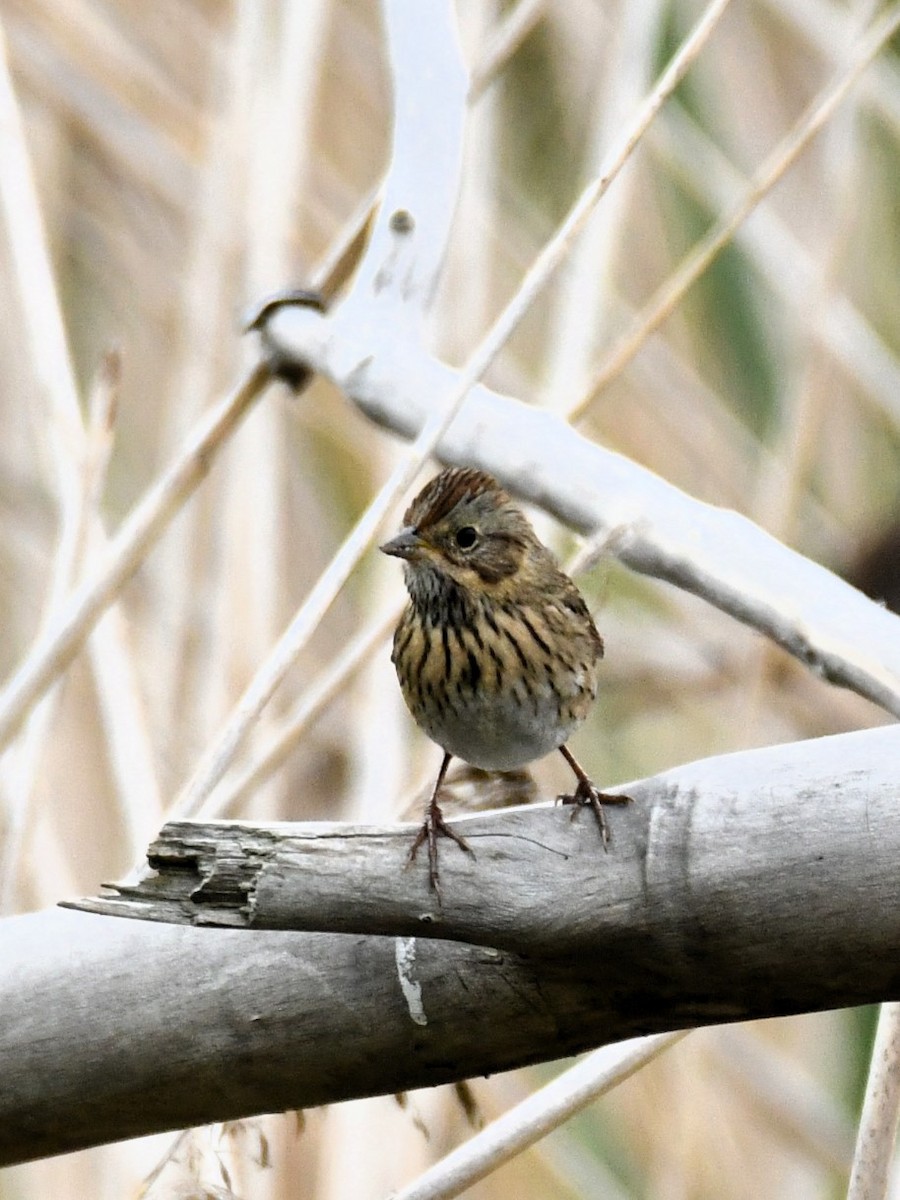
[406,467,505,530]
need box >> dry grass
[1,0,899,1196]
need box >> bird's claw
[559,781,632,848]
[407,803,475,896]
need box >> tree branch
[1,725,890,1165]
[70,724,900,958]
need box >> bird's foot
[407,801,475,896]
[558,779,632,848]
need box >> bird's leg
[557,745,631,847]
[407,752,476,893]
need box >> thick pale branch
[5,727,899,1166]
[72,725,900,959]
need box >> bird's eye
[454,526,478,550]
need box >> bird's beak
[380,526,423,560]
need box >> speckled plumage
[381,466,626,891]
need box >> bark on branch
[1,726,895,1166]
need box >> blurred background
[1,0,898,1196]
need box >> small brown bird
[381,466,627,891]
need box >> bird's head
[380,467,547,600]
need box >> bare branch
[1,725,896,1167]
[71,724,900,954]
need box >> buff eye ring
[455,526,478,550]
